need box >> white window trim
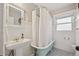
[54,9,76,32]
[56,16,73,31]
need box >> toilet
[72,45,79,56]
[75,46,79,56]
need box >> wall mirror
[6,4,24,25]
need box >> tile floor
[47,47,75,56]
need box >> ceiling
[35,3,75,12]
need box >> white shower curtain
[32,7,53,47]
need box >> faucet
[13,33,24,42]
[21,33,24,39]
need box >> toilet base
[76,51,79,56]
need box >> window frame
[56,16,73,31]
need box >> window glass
[57,17,72,24]
[56,16,72,31]
[57,23,72,31]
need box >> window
[56,16,72,31]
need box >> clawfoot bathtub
[31,40,55,56]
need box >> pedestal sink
[6,39,31,56]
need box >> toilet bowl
[75,46,79,51]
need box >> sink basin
[6,39,30,49]
[5,39,31,56]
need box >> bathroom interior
[0,3,79,56]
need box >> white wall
[76,7,79,45]
[0,3,4,55]
[5,3,37,56]
[53,9,76,53]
